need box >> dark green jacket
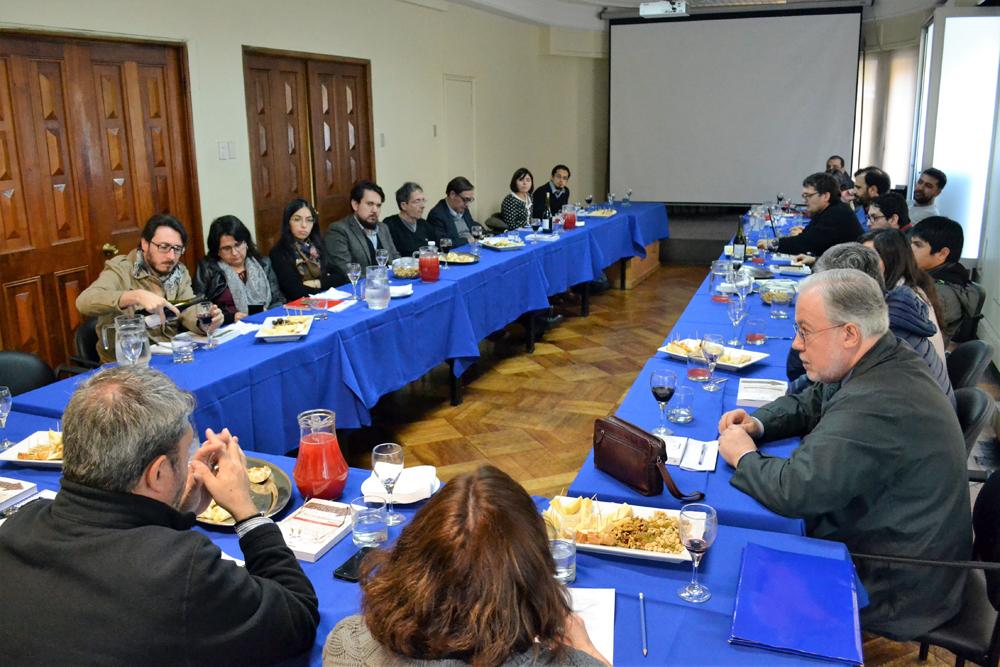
[733,332,972,640]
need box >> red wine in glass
[683,537,709,555]
[651,385,675,403]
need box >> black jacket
[531,182,570,217]
[0,479,319,666]
[776,201,864,256]
[426,199,476,248]
[268,241,338,302]
[193,257,284,324]
[383,214,435,258]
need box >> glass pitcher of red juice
[415,245,440,282]
[562,205,577,230]
[293,409,348,500]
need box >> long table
[0,407,857,666]
[10,204,668,455]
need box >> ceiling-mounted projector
[639,1,688,18]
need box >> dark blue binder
[730,542,863,665]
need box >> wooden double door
[243,50,374,253]
[0,35,198,368]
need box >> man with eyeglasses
[77,214,223,362]
[763,172,863,258]
[717,269,971,642]
[383,182,435,258]
[426,176,478,249]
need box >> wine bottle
[731,217,747,269]
[542,193,553,234]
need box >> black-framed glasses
[869,213,886,222]
[150,241,185,256]
[801,191,821,200]
[792,322,846,345]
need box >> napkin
[329,300,356,313]
[658,436,689,466]
[312,287,354,300]
[390,284,414,298]
[680,439,718,472]
[361,465,438,504]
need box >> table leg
[526,314,536,353]
[618,258,627,290]
[448,359,463,406]
[580,282,590,317]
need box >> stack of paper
[570,588,615,663]
[657,437,719,471]
[278,499,352,562]
[736,378,788,408]
[0,477,37,513]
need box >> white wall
[0,0,608,239]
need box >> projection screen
[609,9,862,205]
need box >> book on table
[277,498,353,563]
[0,477,38,513]
[730,542,863,665]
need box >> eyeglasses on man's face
[801,191,822,201]
[149,241,185,256]
[792,322,846,345]
[461,195,475,204]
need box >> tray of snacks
[443,251,478,264]
[197,457,293,527]
[0,430,63,468]
[480,236,525,251]
[255,315,313,342]
[658,338,769,370]
[390,258,419,279]
[543,496,691,563]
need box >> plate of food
[443,251,478,264]
[543,496,691,563]
[579,208,617,218]
[254,315,314,342]
[658,338,769,370]
[723,245,759,257]
[0,430,63,468]
[197,457,293,527]
[481,236,525,251]
[769,264,812,277]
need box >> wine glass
[0,386,12,452]
[529,217,541,243]
[372,442,405,526]
[726,299,746,346]
[196,302,218,349]
[470,225,483,255]
[585,194,594,210]
[624,188,633,207]
[347,262,362,300]
[776,193,785,209]
[607,193,615,208]
[649,369,677,437]
[701,334,724,392]
[119,332,146,366]
[678,504,718,603]
[734,268,754,305]
[439,237,452,270]
[375,248,389,268]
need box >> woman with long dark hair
[194,215,283,323]
[268,199,337,300]
[324,466,609,666]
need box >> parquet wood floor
[339,263,969,667]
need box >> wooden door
[307,60,374,228]
[243,53,312,253]
[0,35,199,368]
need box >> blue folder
[730,542,863,665]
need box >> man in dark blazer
[426,176,477,248]
[770,172,864,257]
[532,164,571,217]
[323,180,400,282]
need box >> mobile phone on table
[333,547,373,582]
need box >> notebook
[730,543,863,665]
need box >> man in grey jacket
[323,180,400,283]
[718,269,971,641]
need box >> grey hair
[814,243,886,291]
[799,268,889,339]
[62,366,195,493]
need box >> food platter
[544,496,691,563]
[658,338,769,370]
[196,457,293,527]
[443,251,478,264]
[0,431,63,468]
[769,264,812,277]
[254,315,314,343]
[481,237,525,251]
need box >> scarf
[217,257,271,314]
[294,241,322,281]
[133,252,183,293]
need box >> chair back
[0,351,55,396]
[973,471,1000,610]
[951,281,986,343]
[956,387,995,456]
[74,318,100,365]
[947,339,994,390]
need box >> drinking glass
[364,266,390,310]
[350,497,388,548]
[196,302,217,349]
[439,238,452,269]
[607,193,615,207]
[623,188,633,207]
[678,504,718,603]
[119,331,146,366]
[0,386,12,452]
[347,262,362,300]
[726,298,746,346]
[545,520,576,585]
[667,387,694,424]
[585,194,594,210]
[745,318,767,346]
[375,249,389,268]
[732,268,754,305]
[470,225,483,256]
[372,442,405,526]
[649,369,677,437]
[171,339,195,364]
[701,334,725,392]
[529,218,541,242]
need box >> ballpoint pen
[639,592,648,657]
[698,442,707,466]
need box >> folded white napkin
[390,284,414,298]
[329,300,356,313]
[312,287,353,300]
[361,465,438,504]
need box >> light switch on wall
[217,142,230,160]
[227,141,236,160]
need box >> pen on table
[697,442,707,466]
[639,592,648,657]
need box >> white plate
[658,338,770,371]
[361,465,440,504]
[0,432,63,468]
[480,238,525,251]
[723,245,759,257]
[254,315,314,343]
[389,284,413,299]
[768,264,811,276]
[548,496,691,564]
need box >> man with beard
[852,166,891,222]
[77,214,223,363]
[767,172,864,257]
[324,180,400,283]
[0,367,319,665]
[825,154,853,190]
[909,167,947,224]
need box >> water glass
[701,334,725,392]
[745,318,767,346]
[668,386,695,423]
[550,537,576,585]
[171,340,195,364]
[364,266,390,310]
[0,386,12,451]
[686,351,711,383]
[350,497,388,548]
[726,299,746,346]
[623,188,633,207]
[607,193,615,207]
